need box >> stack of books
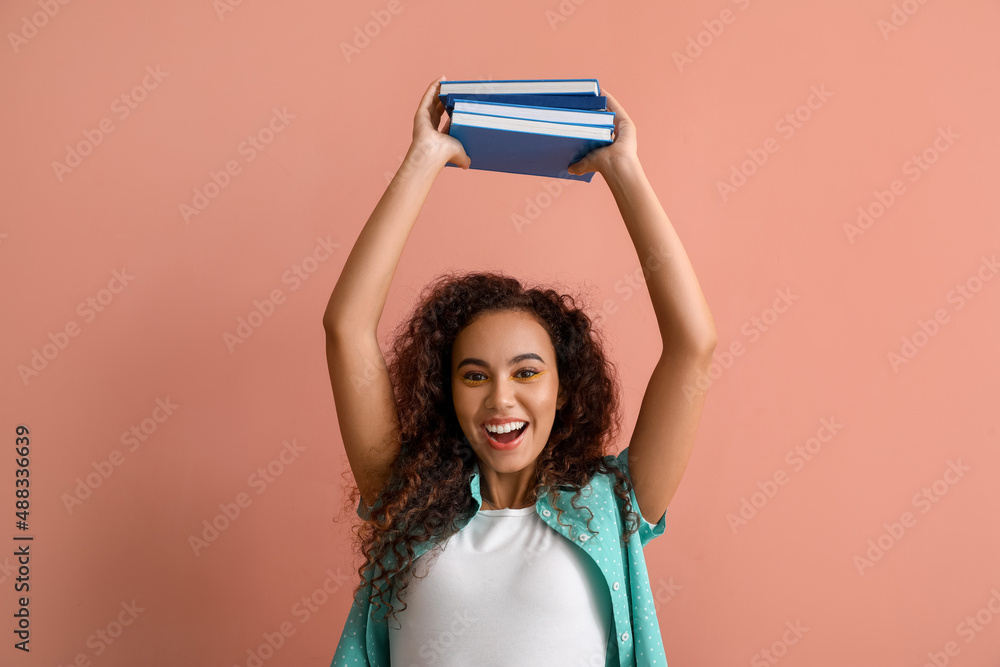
[440,78,613,183]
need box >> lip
[481,422,528,451]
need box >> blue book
[439,78,600,96]
[441,94,607,111]
[446,111,613,182]
[450,99,614,127]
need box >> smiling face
[451,309,566,476]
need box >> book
[451,99,614,127]
[441,94,607,111]
[441,78,613,182]
[447,110,612,182]
[439,78,600,96]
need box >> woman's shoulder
[584,450,635,503]
[551,451,632,501]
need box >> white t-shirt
[387,505,613,666]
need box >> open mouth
[482,422,528,448]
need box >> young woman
[325,77,717,666]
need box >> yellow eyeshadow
[517,370,547,381]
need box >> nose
[485,375,517,410]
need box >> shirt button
[542,509,551,517]
[612,581,620,591]
[579,533,589,541]
[621,631,629,642]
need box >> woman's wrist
[382,140,450,199]
[399,139,451,177]
[598,152,643,185]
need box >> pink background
[2,0,999,665]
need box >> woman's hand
[407,76,471,171]
[566,90,638,177]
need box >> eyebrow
[456,352,545,371]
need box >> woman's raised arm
[323,77,469,507]
[569,90,718,524]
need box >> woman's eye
[461,368,544,385]
[462,372,487,384]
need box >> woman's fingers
[567,151,598,176]
[603,90,623,113]
[420,77,442,110]
[453,146,472,169]
[439,104,453,134]
[429,97,444,131]
[414,77,443,128]
[603,90,635,134]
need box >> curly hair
[344,270,641,628]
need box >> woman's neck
[477,462,538,509]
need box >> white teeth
[485,421,525,434]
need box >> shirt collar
[468,461,573,512]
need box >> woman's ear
[557,385,567,410]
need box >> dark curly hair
[343,270,641,628]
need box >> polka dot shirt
[330,446,669,666]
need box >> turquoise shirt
[331,446,669,666]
